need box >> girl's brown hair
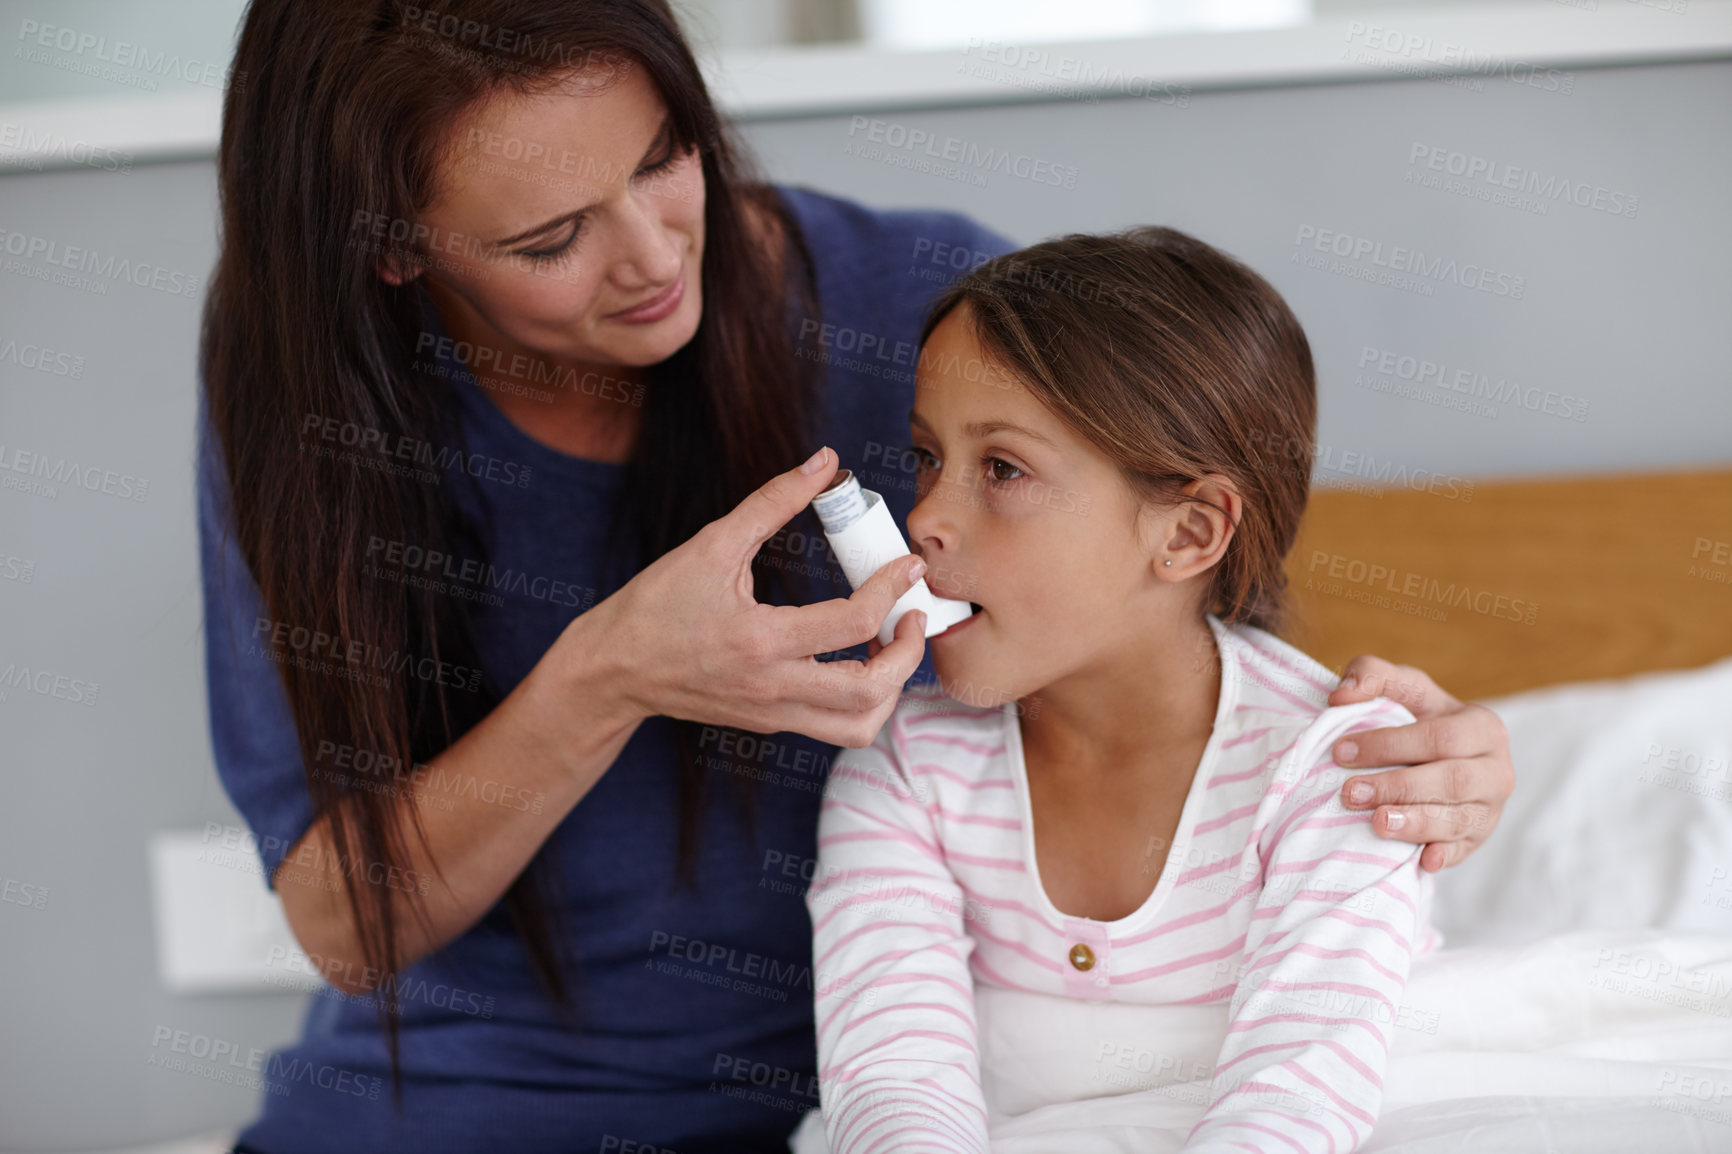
[201,0,820,1097]
[920,227,1315,633]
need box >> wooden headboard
[1280,469,1732,701]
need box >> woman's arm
[272,447,936,989]
[1328,656,1517,872]
[273,600,641,992]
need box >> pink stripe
[812,884,964,935]
[1289,812,1374,834]
[1211,1102,1339,1154]
[1315,906,1413,952]
[1203,1117,1310,1154]
[1259,977,1391,1004]
[836,1092,976,1154]
[826,1028,976,1082]
[837,1078,986,1153]
[824,796,932,839]
[940,811,1023,830]
[832,999,975,1046]
[1372,878,1417,915]
[1171,854,1241,888]
[907,733,1005,756]
[912,1072,986,1105]
[1119,889,1256,946]
[1222,725,1280,749]
[818,943,967,995]
[1195,801,1260,836]
[1111,934,1247,984]
[970,952,1044,993]
[950,889,1054,927]
[1227,1010,1381,1041]
[967,919,1066,974]
[815,918,957,969]
[943,849,1026,871]
[1267,850,1413,875]
[1242,935,1404,987]
[1240,663,1322,714]
[819,828,944,864]
[1241,634,1336,693]
[1290,1061,1379,1127]
[815,966,973,1035]
[814,865,939,890]
[909,762,1015,790]
[1174,981,1238,1004]
[1209,749,1286,788]
[1245,704,1313,720]
[1215,1036,1382,1095]
[902,708,992,726]
[1265,790,1332,849]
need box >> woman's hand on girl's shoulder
[1325,655,1515,874]
[581,447,929,750]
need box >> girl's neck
[1017,613,1222,783]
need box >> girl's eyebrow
[910,410,1056,449]
[490,115,674,248]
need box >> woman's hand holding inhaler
[580,447,930,749]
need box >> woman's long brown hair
[201,0,820,1099]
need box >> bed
[1289,468,1732,1151]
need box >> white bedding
[790,659,1732,1153]
[972,930,1732,1152]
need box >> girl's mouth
[933,603,983,640]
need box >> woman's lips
[607,265,685,324]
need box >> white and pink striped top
[807,616,1442,1154]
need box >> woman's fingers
[730,611,926,745]
[1363,801,1492,873]
[715,445,839,569]
[793,609,927,719]
[1335,704,1502,773]
[1329,655,1458,717]
[1335,702,1516,872]
[615,450,936,744]
[770,555,929,658]
[1348,763,1499,873]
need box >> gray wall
[737,58,1732,482]
[1,56,1728,1149]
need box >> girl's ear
[1156,474,1241,579]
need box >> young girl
[802,228,1442,1153]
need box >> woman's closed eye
[518,216,586,263]
[516,146,688,264]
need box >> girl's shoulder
[1213,618,1419,766]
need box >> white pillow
[1429,656,1732,947]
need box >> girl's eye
[983,456,1023,484]
[908,446,938,472]
[519,216,585,263]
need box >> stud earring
[1163,559,1173,567]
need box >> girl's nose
[907,486,951,560]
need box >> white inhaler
[811,469,976,647]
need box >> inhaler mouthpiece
[811,470,976,646]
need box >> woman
[198,2,1515,1151]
